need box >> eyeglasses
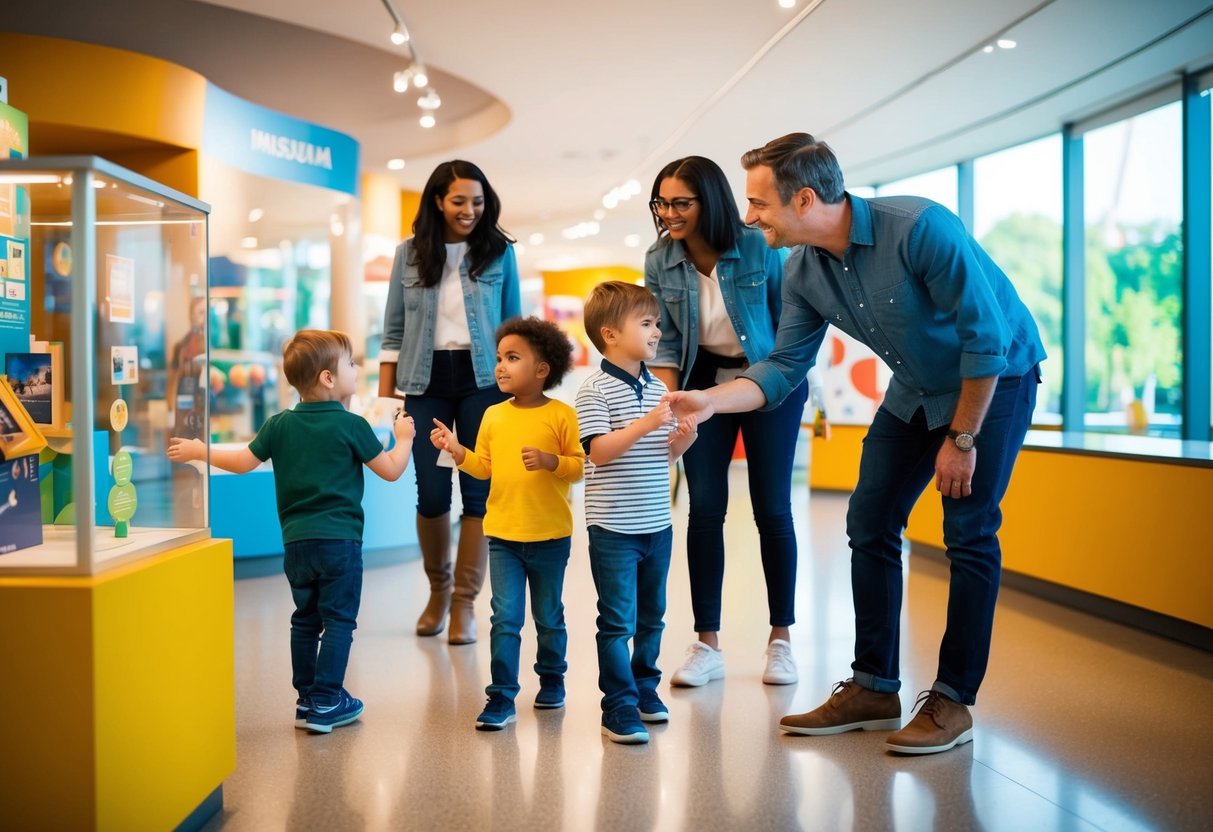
[649,197,699,215]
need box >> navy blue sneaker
[602,706,649,744]
[638,691,669,723]
[305,690,364,733]
[534,677,565,709]
[294,696,310,729]
[475,697,517,730]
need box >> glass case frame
[0,156,212,575]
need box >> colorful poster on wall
[819,328,892,426]
[0,232,30,355]
[0,99,29,239]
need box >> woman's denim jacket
[380,238,521,394]
[644,225,786,388]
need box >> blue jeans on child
[486,536,571,702]
[284,538,363,708]
[588,525,672,713]
[847,367,1039,706]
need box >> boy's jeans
[588,525,672,713]
[284,538,363,708]
[486,536,571,702]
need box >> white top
[697,266,744,357]
[434,242,471,350]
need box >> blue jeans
[847,367,1039,705]
[407,350,508,519]
[683,358,807,631]
[284,538,363,707]
[486,536,571,702]
[588,525,672,713]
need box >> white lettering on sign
[250,129,333,170]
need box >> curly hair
[495,316,574,390]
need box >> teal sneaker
[305,690,364,734]
[475,697,517,730]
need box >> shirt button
[869,328,875,332]
[859,303,864,308]
[740,335,746,341]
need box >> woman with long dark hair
[379,160,520,645]
[645,156,808,687]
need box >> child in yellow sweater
[430,316,583,730]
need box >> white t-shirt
[434,242,472,350]
[697,266,744,357]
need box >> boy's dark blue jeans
[486,536,570,703]
[284,538,363,708]
[588,525,672,713]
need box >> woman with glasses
[379,160,520,645]
[645,156,809,688]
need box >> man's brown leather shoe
[885,690,973,755]
[779,679,901,735]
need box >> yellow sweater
[458,398,584,542]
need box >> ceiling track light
[383,0,439,129]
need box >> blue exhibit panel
[210,461,417,558]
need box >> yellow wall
[0,33,207,196]
[542,265,643,298]
[809,424,865,492]
[0,539,236,830]
[906,450,1213,629]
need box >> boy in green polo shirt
[169,329,415,733]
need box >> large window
[974,135,1063,423]
[875,167,959,213]
[1083,101,1183,435]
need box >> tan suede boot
[449,516,487,645]
[415,513,453,636]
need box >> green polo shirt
[248,401,385,544]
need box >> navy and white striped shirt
[575,360,673,534]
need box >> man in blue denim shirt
[667,133,1045,756]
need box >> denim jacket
[380,238,521,394]
[644,226,787,389]
[742,194,1046,426]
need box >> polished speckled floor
[203,470,1213,831]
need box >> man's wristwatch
[947,429,976,452]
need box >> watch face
[954,432,975,451]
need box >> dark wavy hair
[411,160,514,287]
[495,317,574,390]
[649,155,742,255]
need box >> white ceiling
[8,0,1213,273]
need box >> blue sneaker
[534,677,565,710]
[294,696,310,729]
[475,697,517,730]
[305,690,364,733]
[602,706,649,744]
[638,691,669,723]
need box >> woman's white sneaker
[670,642,725,687]
[762,639,798,685]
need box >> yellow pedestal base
[0,538,235,830]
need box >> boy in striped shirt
[575,281,698,744]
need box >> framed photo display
[4,343,64,428]
[0,377,47,459]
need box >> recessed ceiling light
[982,44,995,54]
[248,208,264,223]
[387,159,406,171]
[779,0,796,8]
[419,114,436,129]
[996,38,1017,49]
[241,237,258,249]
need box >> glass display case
[0,156,211,574]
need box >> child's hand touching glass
[520,446,557,472]
[167,437,205,463]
